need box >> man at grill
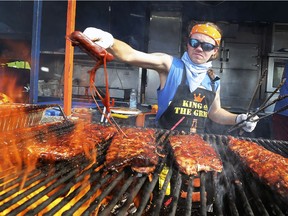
[83,21,258,134]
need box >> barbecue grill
[0,104,287,216]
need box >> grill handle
[54,104,69,122]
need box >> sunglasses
[188,38,217,52]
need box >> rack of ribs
[30,123,117,161]
[7,123,118,166]
[228,136,288,199]
[105,127,158,174]
[169,134,223,176]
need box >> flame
[0,112,120,215]
[0,72,28,103]
[0,92,13,104]
[0,37,31,102]
[0,166,106,215]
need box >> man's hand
[83,27,114,49]
[236,114,259,132]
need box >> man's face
[187,33,219,64]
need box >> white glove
[83,27,114,49]
[236,114,259,132]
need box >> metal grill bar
[230,167,254,216]
[134,159,167,216]
[152,163,173,216]
[43,165,103,215]
[28,162,99,215]
[261,190,286,216]
[0,167,20,183]
[212,173,224,216]
[211,137,255,216]
[0,125,288,215]
[0,120,75,148]
[98,174,136,216]
[0,170,43,203]
[237,163,286,216]
[117,174,147,215]
[62,171,114,216]
[170,170,182,215]
[212,136,239,216]
[184,176,194,216]
[6,164,80,215]
[256,139,288,158]
[200,172,207,216]
[84,171,126,215]
[240,174,270,216]
[213,135,287,216]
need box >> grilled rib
[228,136,288,199]
[26,123,117,162]
[105,128,158,173]
[15,123,117,163]
[169,134,223,175]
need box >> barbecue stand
[0,104,287,215]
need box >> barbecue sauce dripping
[68,31,115,122]
[88,52,115,120]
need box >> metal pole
[29,0,42,104]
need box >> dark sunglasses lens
[189,39,215,51]
[202,43,215,51]
[190,39,200,48]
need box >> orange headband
[190,24,221,46]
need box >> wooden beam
[63,0,76,116]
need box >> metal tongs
[100,106,110,123]
[227,78,287,133]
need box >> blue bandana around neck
[181,52,212,92]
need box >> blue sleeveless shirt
[156,57,220,121]
[274,63,288,116]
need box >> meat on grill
[169,134,223,175]
[228,136,288,199]
[26,123,117,161]
[16,123,118,163]
[105,128,158,174]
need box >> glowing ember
[0,92,13,104]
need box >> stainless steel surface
[213,39,261,111]
[219,68,259,112]
[267,56,288,92]
[271,23,288,53]
[145,11,182,104]
[214,42,259,70]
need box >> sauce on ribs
[228,136,288,199]
[169,134,223,175]
[105,128,158,174]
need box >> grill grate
[0,124,287,215]
[0,103,68,132]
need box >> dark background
[0,1,288,52]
